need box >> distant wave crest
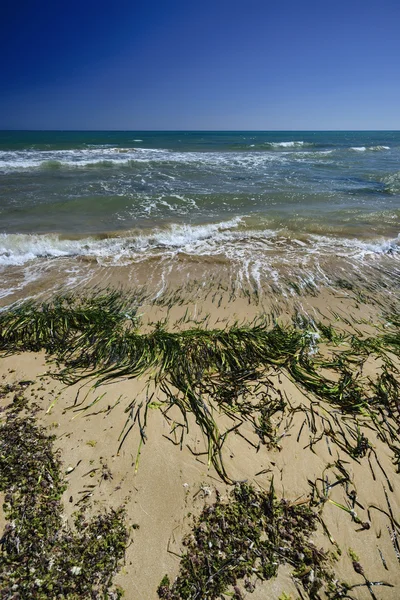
[350,145,390,152]
[236,140,318,151]
[0,147,289,172]
[269,141,308,148]
[1,141,393,174]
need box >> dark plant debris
[0,390,130,599]
[1,290,400,597]
[1,290,400,481]
[157,482,332,599]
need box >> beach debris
[1,288,400,596]
[0,398,130,598]
[2,288,400,481]
[157,481,332,599]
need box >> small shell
[70,566,82,575]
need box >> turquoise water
[1,130,400,298]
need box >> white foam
[0,217,244,266]
[356,236,400,257]
[0,234,87,266]
[0,147,285,173]
[350,145,390,152]
[288,149,334,159]
[2,224,400,301]
[270,141,306,148]
[308,233,400,259]
[3,221,398,271]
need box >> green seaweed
[1,290,400,479]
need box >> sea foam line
[350,145,390,152]
[0,147,287,172]
[1,220,399,268]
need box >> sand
[1,289,399,599]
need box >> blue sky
[1,0,399,129]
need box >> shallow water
[1,130,400,300]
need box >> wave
[0,148,145,172]
[232,141,319,151]
[0,147,289,173]
[1,142,393,174]
[1,219,399,268]
[350,145,390,152]
[308,233,400,258]
[0,218,244,266]
[269,141,308,148]
[231,142,391,154]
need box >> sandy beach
[1,282,399,599]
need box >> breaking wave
[0,142,394,174]
[269,141,309,148]
[0,147,289,173]
[1,219,399,268]
[350,145,390,152]
[0,218,244,266]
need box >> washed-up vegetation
[157,479,396,600]
[1,291,400,481]
[1,290,400,597]
[157,481,332,599]
[0,383,130,599]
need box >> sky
[1,0,400,130]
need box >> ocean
[1,130,400,302]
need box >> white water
[1,219,399,268]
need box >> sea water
[1,130,400,300]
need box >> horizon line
[1,128,400,133]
